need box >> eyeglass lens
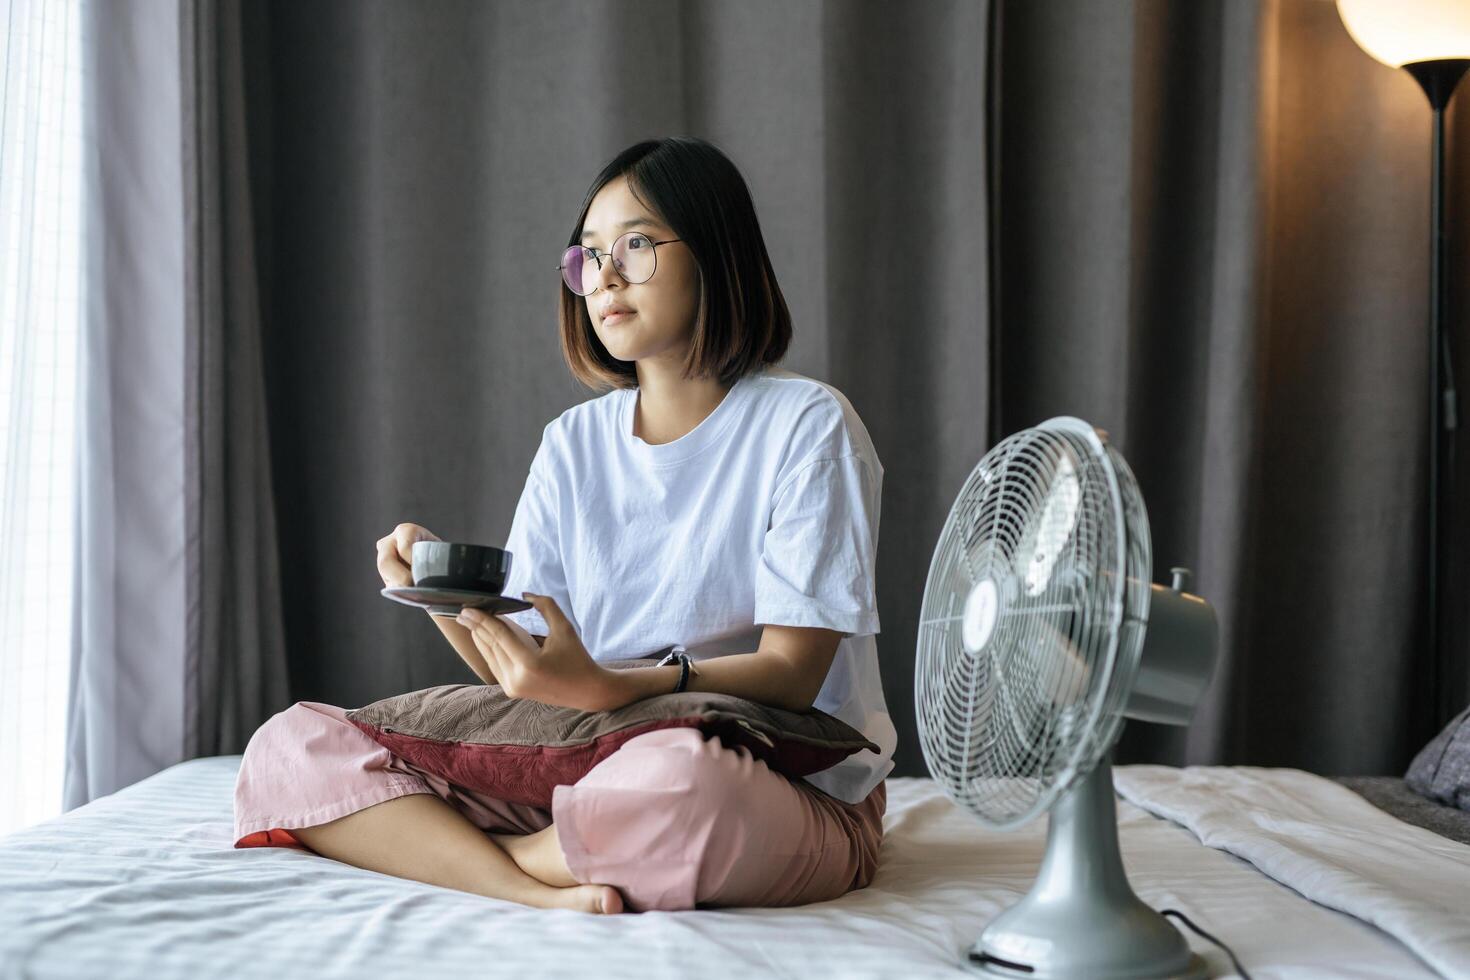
[561,232,658,296]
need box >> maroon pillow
[345,654,880,808]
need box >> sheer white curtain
[0,0,83,839]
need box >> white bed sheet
[0,757,1447,979]
[1115,765,1470,980]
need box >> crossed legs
[287,792,619,913]
[237,703,882,916]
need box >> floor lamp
[1337,0,1469,732]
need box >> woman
[232,136,897,916]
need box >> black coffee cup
[411,541,514,593]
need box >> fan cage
[915,418,1152,829]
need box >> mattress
[1334,775,1470,846]
[0,756,1461,979]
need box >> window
[0,0,83,840]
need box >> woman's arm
[428,612,547,685]
[430,613,498,685]
[595,627,842,713]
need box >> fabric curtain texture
[66,0,287,810]
[243,0,993,787]
[992,0,1469,775]
[0,0,84,836]
[65,0,1468,808]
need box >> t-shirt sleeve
[753,452,882,637]
[496,435,569,638]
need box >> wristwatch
[656,645,695,693]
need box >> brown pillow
[345,653,881,808]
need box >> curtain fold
[66,0,287,809]
[179,0,290,761]
[0,0,84,836]
[995,0,1468,775]
[68,0,188,810]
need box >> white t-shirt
[497,364,896,805]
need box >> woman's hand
[375,522,441,587]
[457,593,616,712]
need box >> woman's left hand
[457,593,617,712]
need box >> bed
[1,756,1467,979]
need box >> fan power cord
[1159,908,1252,980]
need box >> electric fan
[916,416,1220,979]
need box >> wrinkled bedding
[0,757,1455,979]
[1116,765,1470,980]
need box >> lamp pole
[1337,0,1470,746]
[1403,58,1465,732]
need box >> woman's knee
[240,701,364,770]
[242,704,297,753]
[567,728,771,862]
[557,730,776,910]
[595,728,757,811]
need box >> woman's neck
[632,369,734,446]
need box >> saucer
[381,585,534,618]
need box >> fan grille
[915,418,1152,828]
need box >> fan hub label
[963,578,1000,653]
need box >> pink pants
[233,701,886,912]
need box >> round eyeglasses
[558,232,684,296]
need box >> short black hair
[557,136,792,390]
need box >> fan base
[963,948,1207,980]
[960,751,1210,980]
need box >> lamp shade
[1336,0,1470,67]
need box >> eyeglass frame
[557,232,685,295]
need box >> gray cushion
[1404,703,1470,810]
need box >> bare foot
[556,883,625,915]
[490,832,623,914]
[491,828,577,888]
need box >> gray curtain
[245,0,991,793]
[70,0,1468,804]
[67,0,288,809]
[995,0,1470,775]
